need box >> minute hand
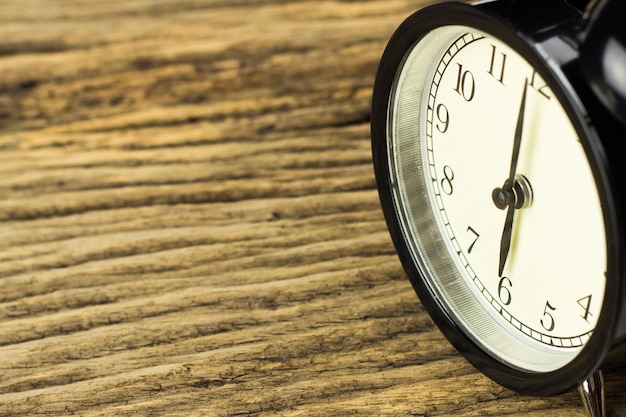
[498,79,528,277]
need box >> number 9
[436,103,449,133]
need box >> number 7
[467,226,480,253]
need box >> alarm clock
[370,0,626,416]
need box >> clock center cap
[492,175,533,210]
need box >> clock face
[387,26,607,372]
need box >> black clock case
[371,0,626,396]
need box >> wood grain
[0,1,624,416]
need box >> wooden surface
[0,1,623,416]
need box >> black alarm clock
[370,0,626,416]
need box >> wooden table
[0,1,623,415]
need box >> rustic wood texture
[1,1,624,416]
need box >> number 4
[577,295,593,322]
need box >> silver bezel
[387,25,585,372]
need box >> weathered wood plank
[0,0,624,416]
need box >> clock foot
[579,370,605,417]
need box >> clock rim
[371,0,623,396]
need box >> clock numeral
[440,165,455,195]
[466,226,480,253]
[435,103,450,133]
[453,63,475,101]
[487,44,507,85]
[529,70,551,99]
[540,301,557,332]
[498,276,513,306]
[577,294,593,322]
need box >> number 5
[540,301,556,332]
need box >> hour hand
[498,203,515,277]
